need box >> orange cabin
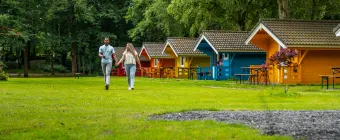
[246,19,340,84]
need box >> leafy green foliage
[126,0,186,42]
[0,70,9,81]
[290,0,340,20]
[1,0,340,75]
[39,64,69,73]
[167,0,228,36]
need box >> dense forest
[1,0,340,77]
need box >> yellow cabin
[162,37,210,79]
[246,19,340,84]
[139,42,175,78]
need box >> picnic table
[178,67,197,80]
[238,67,260,84]
[162,67,174,78]
[144,67,169,79]
[196,69,211,80]
[75,72,83,79]
[320,67,340,89]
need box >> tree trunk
[89,62,92,75]
[82,56,85,74]
[71,42,77,76]
[50,53,54,76]
[77,50,80,73]
[61,53,67,67]
[27,42,31,69]
[31,45,37,60]
[311,0,316,20]
[17,49,21,69]
[277,0,289,19]
[24,41,29,77]
[0,45,2,61]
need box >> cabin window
[180,56,185,67]
[223,53,229,60]
[154,59,158,67]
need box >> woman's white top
[124,50,137,65]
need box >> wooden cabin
[135,47,151,68]
[162,37,210,79]
[139,42,175,78]
[194,30,266,80]
[246,19,340,84]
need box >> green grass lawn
[1,77,340,139]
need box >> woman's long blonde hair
[125,43,136,53]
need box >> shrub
[30,60,46,69]
[268,48,298,69]
[53,64,69,73]
[3,61,18,69]
[0,71,9,81]
[39,64,70,73]
[0,61,6,70]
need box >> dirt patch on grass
[150,110,340,139]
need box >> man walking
[99,37,115,90]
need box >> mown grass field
[1,77,340,139]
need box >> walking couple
[99,37,141,90]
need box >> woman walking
[115,43,141,90]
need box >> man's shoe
[128,87,131,90]
[105,85,109,90]
[131,87,134,90]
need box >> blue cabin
[194,31,266,80]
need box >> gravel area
[150,110,340,140]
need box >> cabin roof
[246,19,340,47]
[141,42,171,58]
[114,47,149,62]
[196,30,263,53]
[165,37,205,56]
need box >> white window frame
[180,56,185,67]
[223,53,229,60]
[154,59,158,67]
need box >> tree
[265,48,298,93]
[46,0,96,76]
[277,0,289,19]
[126,0,186,43]
[167,0,228,36]
[1,0,50,77]
[290,0,340,20]
[223,0,276,31]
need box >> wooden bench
[196,71,210,80]
[234,74,256,84]
[75,73,83,79]
[146,72,155,78]
[319,75,340,89]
